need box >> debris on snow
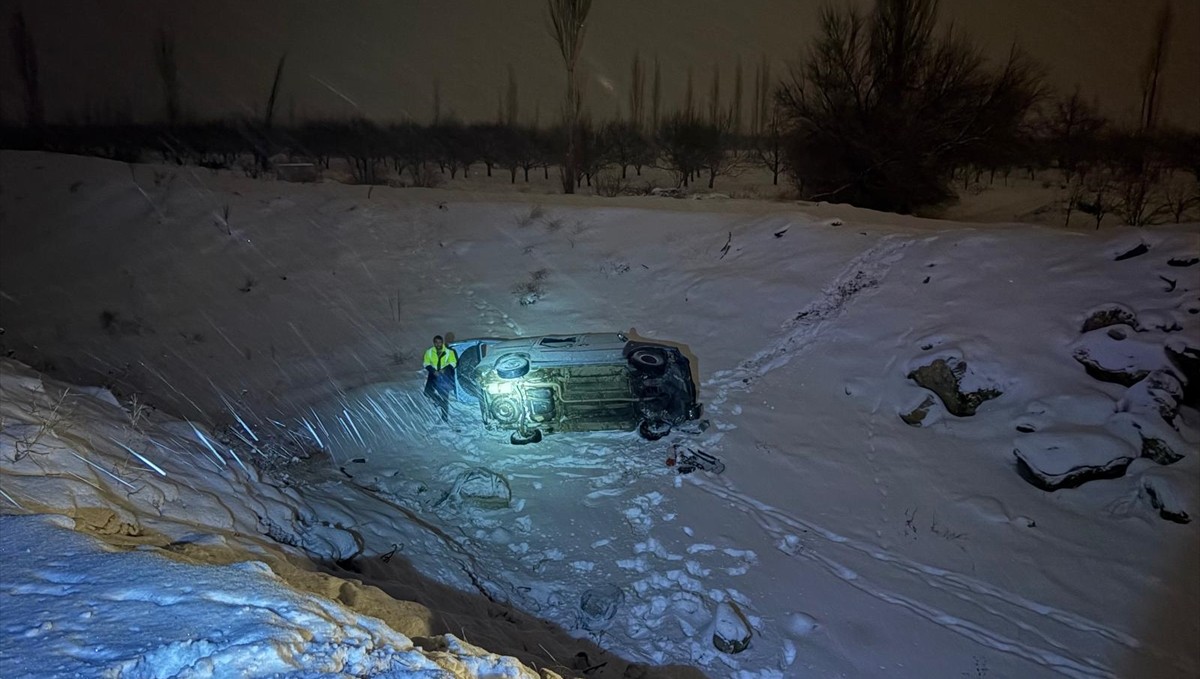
[667,445,726,474]
[1113,242,1150,261]
[578,584,625,632]
[443,467,512,509]
[649,187,686,199]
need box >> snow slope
[1,150,1198,678]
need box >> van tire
[496,354,531,379]
[629,349,668,376]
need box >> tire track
[705,235,912,406]
[692,476,1153,679]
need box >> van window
[539,337,578,347]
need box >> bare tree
[506,64,519,126]
[1046,88,1106,183]
[777,0,1043,212]
[344,118,387,184]
[731,55,744,134]
[701,111,742,189]
[1078,170,1113,229]
[752,101,787,185]
[264,54,286,129]
[753,54,771,136]
[654,112,707,187]
[574,114,604,187]
[870,0,939,110]
[1063,175,1086,227]
[654,112,737,189]
[629,51,645,130]
[1160,173,1199,223]
[546,0,593,194]
[432,78,442,123]
[155,28,180,125]
[683,66,695,120]
[1162,130,1200,222]
[10,10,43,127]
[600,119,649,178]
[1139,2,1173,132]
[251,53,287,175]
[651,56,662,131]
[707,63,721,124]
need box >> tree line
[4,0,1197,224]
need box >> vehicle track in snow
[689,473,1154,679]
[705,235,912,406]
[691,233,1173,677]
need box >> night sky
[1,0,1198,128]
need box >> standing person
[422,335,457,422]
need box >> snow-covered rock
[1080,304,1140,333]
[1139,470,1192,524]
[1014,432,1136,491]
[907,356,1002,417]
[1116,368,1185,425]
[1166,337,1200,405]
[900,394,938,426]
[1071,325,1167,386]
[1105,411,1188,466]
[709,601,753,654]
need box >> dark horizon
[1,0,1198,130]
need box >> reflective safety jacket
[423,346,457,370]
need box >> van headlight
[486,380,519,395]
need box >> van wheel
[489,397,521,423]
[496,354,531,379]
[510,428,543,445]
[639,419,671,441]
[629,349,668,376]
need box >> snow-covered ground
[1,150,1197,678]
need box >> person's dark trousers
[431,390,449,421]
[425,368,453,422]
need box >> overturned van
[452,333,702,444]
